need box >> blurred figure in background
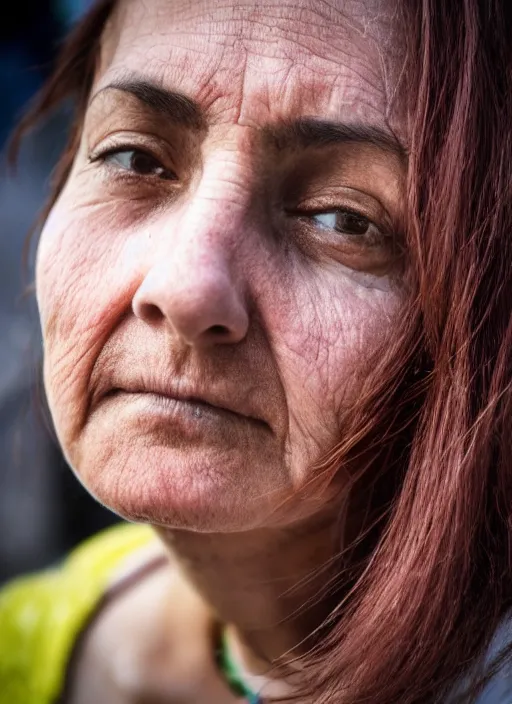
[0,0,117,583]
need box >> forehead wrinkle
[102,0,391,67]
[96,0,400,136]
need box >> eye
[310,210,380,239]
[99,148,177,180]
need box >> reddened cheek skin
[36,0,405,533]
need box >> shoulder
[0,523,158,704]
[473,621,512,704]
[66,544,218,704]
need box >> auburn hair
[13,1,512,702]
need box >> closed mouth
[103,387,270,430]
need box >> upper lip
[101,379,269,428]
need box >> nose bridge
[132,148,258,346]
[168,148,255,270]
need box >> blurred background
[0,0,118,584]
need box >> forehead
[97,0,400,130]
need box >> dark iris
[310,210,375,237]
[104,149,176,180]
[129,151,175,179]
[130,151,161,175]
[336,211,370,236]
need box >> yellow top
[0,522,156,704]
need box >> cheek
[36,201,144,455]
[265,261,399,475]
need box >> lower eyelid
[297,215,398,254]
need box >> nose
[132,209,250,347]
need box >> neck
[156,507,343,685]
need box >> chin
[60,393,289,532]
[69,437,286,533]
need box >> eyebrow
[89,77,205,130]
[90,77,405,159]
[264,119,407,160]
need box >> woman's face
[37,0,405,531]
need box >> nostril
[139,302,162,323]
[208,325,230,336]
[132,274,249,344]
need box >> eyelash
[297,209,387,245]
[89,146,390,244]
[89,145,178,181]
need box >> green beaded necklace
[216,627,262,704]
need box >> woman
[1,0,512,702]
